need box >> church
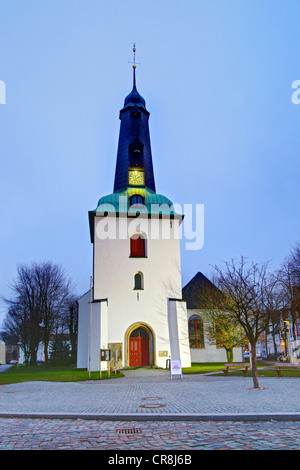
[76,53,242,372]
[77,55,192,372]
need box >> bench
[221,363,250,377]
[273,363,300,378]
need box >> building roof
[182,272,220,309]
[96,188,175,214]
[88,187,183,243]
[123,79,146,109]
[113,67,156,193]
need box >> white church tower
[77,49,191,371]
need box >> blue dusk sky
[0,1,299,327]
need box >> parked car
[256,350,261,358]
[9,360,18,364]
[243,348,261,359]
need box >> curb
[1,412,300,422]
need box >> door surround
[125,322,155,367]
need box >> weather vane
[129,43,141,70]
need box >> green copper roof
[88,187,182,243]
[95,187,176,215]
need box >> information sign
[100,349,111,361]
[170,359,182,379]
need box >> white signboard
[170,360,182,379]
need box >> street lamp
[283,321,293,364]
[17,342,22,368]
[88,276,93,379]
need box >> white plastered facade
[187,309,243,363]
[77,212,191,371]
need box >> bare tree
[2,304,31,364]
[2,261,73,365]
[34,262,71,364]
[61,294,79,362]
[211,256,277,389]
[277,242,300,327]
[268,310,281,360]
[3,264,41,365]
[274,241,300,361]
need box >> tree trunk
[272,329,278,359]
[226,347,233,363]
[44,339,49,364]
[250,341,260,389]
[30,342,38,366]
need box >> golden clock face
[128,170,145,186]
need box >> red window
[130,235,146,257]
[188,315,204,348]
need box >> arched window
[131,106,141,119]
[130,234,146,257]
[130,194,145,207]
[188,315,204,349]
[134,272,143,290]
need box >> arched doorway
[125,323,155,367]
[129,327,150,367]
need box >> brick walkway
[0,417,299,450]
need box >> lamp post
[284,321,293,363]
[17,342,22,368]
[88,276,93,379]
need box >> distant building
[183,272,243,362]
[5,344,19,364]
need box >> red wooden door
[129,337,141,367]
[129,329,150,367]
[140,337,150,366]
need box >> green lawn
[183,362,300,378]
[1,362,299,385]
[0,364,124,385]
[182,362,226,375]
[182,361,300,377]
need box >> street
[0,416,299,450]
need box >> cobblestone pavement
[0,369,299,451]
[0,417,299,450]
[0,369,299,419]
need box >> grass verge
[0,364,124,385]
[1,362,299,384]
[182,362,300,378]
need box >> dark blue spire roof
[113,68,156,193]
[123,68,146,108]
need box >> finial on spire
[132,43,137,70]
[132,43,136,87]
[129,43,140,88]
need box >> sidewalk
[0,368,299,421]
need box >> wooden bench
[221,363,250,377]
[273,363,300,378]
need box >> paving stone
[0,369,299,450]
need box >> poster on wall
[170,359,182,380]
[100,349,111,361]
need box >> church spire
[113,45,156,193]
